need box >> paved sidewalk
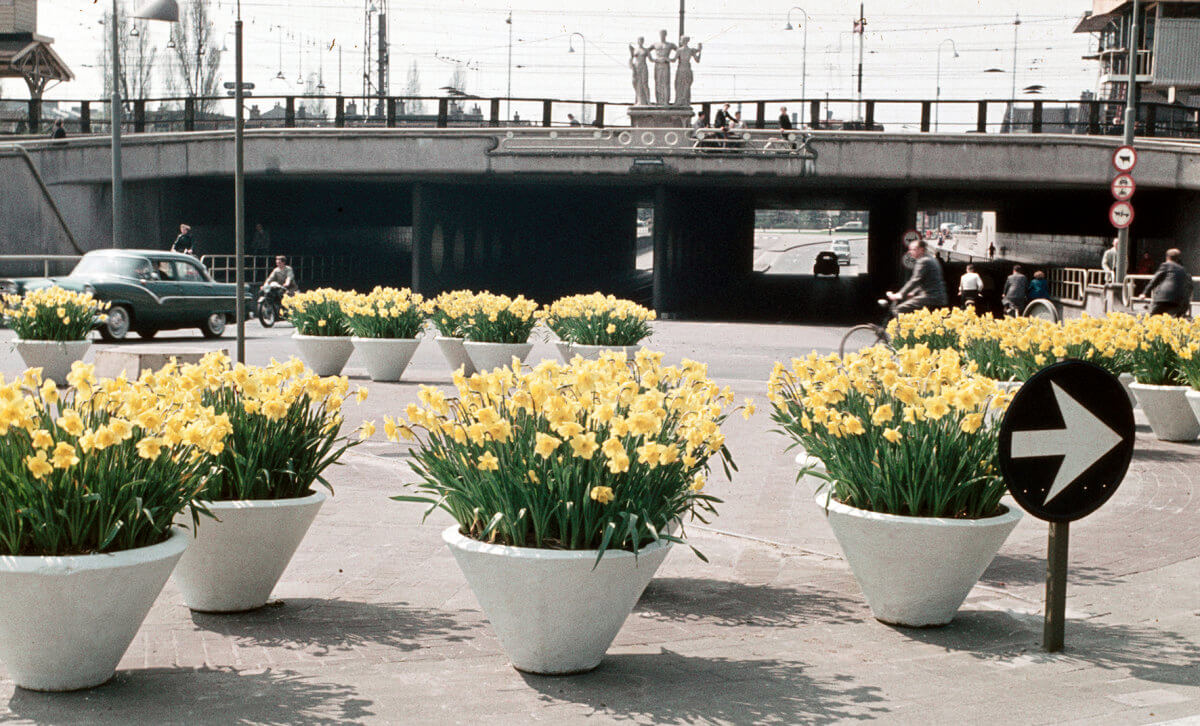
[1,323,1198,724]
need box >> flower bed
[346,287,430,340]
[462,292,542,344]
[2,286,107,342]
[545,293,655,347]
[431,290,482,339]
[283,288,354,337]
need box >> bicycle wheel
[839,324,890,357]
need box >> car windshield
[70,255,150,279]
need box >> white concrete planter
[1118,372,1138,409]
[0,528,188,691]
[435,336,477,376]
[14,339,90,385]
[995,380,1023,394]
[351,337,420,382]
[567,343,643,361]
[816,491,1021,627]
[463,341,534,373]
[443,525,670,675]
[172,491,326,613]
[1131,382,1200,442]
[554,341,574,362]
[292,334,354,376]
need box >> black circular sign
[998,360,1135,522]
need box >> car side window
[173,261,205,282]
[151,260,175,281]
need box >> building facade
[1076,0,1200,106]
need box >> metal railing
[1046,267,1103,304]
[0,254,82,278]
[199,255,351,288]
[4,94,1200,141]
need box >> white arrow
[1011,382,1124,506]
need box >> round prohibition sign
[1112,145,1137,173]
[1110,173,1136,201]
[1109,200,1134,229]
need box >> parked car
[830,239,852,265]
[833,221,866,233]
[0,249,251,341]
[813,251,841,277]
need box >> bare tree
[165,0,222,114]
[403,60,422,115]
[446,63,466,114]
[99,3,158,104]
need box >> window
[172,261,205,282]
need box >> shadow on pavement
[637,577,868,627]
[1130,445,1200,464]
[898,610,1200,687]
[982,553,1126,589]
[191,598,476,657]
[6,666,373,725]
[521,647,889,724]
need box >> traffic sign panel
[1110,173,1136,201]
[1109,200,1134,229]
[998,360,1134,522]
[1112,145,1137,172]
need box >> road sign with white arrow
[997,359,1135,653]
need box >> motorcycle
[256,283,288,328]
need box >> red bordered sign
[1109,200,1134,229]
[1112,146,1137,173]
[1110,173,1136,201]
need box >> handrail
[10,147,83,253]
[0,254,82,277]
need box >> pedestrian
[713,103,731,129]
[1135,252,1154,275]
[958,263,983,309]
[987,242,995,259]
[567,113,581,127]
[171,224,194,254]
[251,223,271,256]
[1143,248,1193,318]
[49,119,67,140]
[1101,237,1120,281]
[1002,264,1029,316]
[1028,270,1049,300]
[778,106,792,131]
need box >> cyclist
[1002,264,1029,317]
[886,238,947,313]
[262,255,298,296]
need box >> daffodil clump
[345,286,431,339]
[176,353,373,501]
[1133,314,1190,386]
[769,345,1010,519]
[462,292,543,344]
[0,364,231,556]
[283,288,354,337]
[545,293,655,346]
[2,286,108,342]
[431,289,482,338]
[391,351,741,560]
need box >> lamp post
[233,0,247,363]
[935,38,958,132]
[784,7,808,127]
[112,0,179,249]
[568,33,586,124]
[1116,0,1141,285]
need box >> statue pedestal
[629,106,692,128]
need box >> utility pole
[1116,0,1141,284]
[506,11,513,121]
[377,8,388,117]
[855,3,865,121]
[679,0,685,39]
[1011,13,1020,101]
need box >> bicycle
[839,299,897,357]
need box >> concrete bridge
[3,127,1200,318]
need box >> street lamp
[112,0,179,250]
[232,0,248,363]
[567,33,587,124]
[784,7,808,127]
[935,38,958,132]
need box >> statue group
[630,30,702,107]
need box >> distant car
[833,221,865,233]
[0,249,251,341]
[813,251,841,277]
[830,239,852,265]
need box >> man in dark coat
[171,224,194,254]
[1002,264,1029,316]
[1144,248,1193,318]
[778,106,792,131]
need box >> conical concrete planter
[14,339,91,385]
[1131,382,1200,442]
[292,334,354,376]
[172,491,326,613]
[351,337,420,382]
[0,528,188,691]
[435,336,477,376]
[1186,391,1200,434]
[1118,372,1138,409]
[566,344,643,361]
[554,341,574,362]
[817,492,1022,627]
[443,526,671,675]
[463,341,534,373]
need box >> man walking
[1002,264,1029,316]
[1144,248,1193,318]
[1101,237,1120,282]
[778,107,792,131]
[888,238,947,314]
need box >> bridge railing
[199,255,352,289]
[5,94,1199,141]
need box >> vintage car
[0,249,250,341]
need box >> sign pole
[1043,521,1069,652]
[1116,0,1142,284]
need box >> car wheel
[200,312,227,339]
[99,305,132,341]
[135,326,158,339]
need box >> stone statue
[674,36,701,108]
[629,37,651,106]
[650,29,677,105]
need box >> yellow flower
[871,404,894,426]
[690,472,706,492]
[51,442,79,469]
[569,432,599,459]
[605,323,617,334]
[31,429,53,449]
[534,432,561,459]
[359,420,377,440]
[882,427,903,444]
[136,437,163,460]
[961,413,984,434]
[57,410,84,437]
[39,379,59,404]
[477,452,500,471]
[742,398,756,420]
[356,387,369,403]
[25,450,53,479]
[589,485,614,504]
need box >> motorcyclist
[261,255,298,296]
[886,238,948,313]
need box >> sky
[9,0,1102,125]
